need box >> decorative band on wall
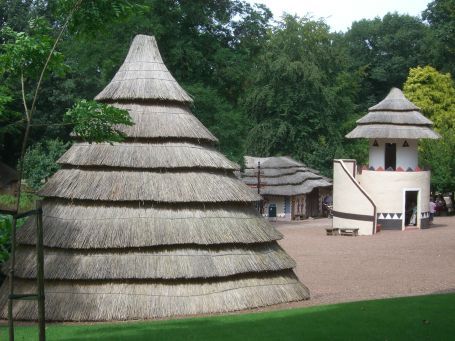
[332,211,375,222]
[377,212,403,220]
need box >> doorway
[385,143,396,170]
[306,188,320,218]
[404,190,418,226]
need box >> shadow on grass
[3,294,455,341]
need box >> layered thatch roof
[0,35,308,321]
[241,156,331,196]
[346,88,440,139]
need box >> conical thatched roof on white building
[0,35,308,321]
[242,156,331,196]
[346,88,440,139]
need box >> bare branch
[20,72,30,122]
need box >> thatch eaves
[1,273,308,321]
[346,125,440,139]
[95,35,192,103]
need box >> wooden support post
[36,200,45,341]
[8,215,17,341]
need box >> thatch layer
[243,172,322,186]
[357,111,433,125]
[259,179,332,196]
[108,103,217,142]
[346,125,440,139]
[59,142,237,170]
[242,167,309,178]
[17,201,281,248]
[244,156,303,169]
[0,273,309,321]
[369,88,420,111]
[10,243,295,280]
[95,35,192,103]
[40,169,260,203]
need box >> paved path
[273,216,455,309]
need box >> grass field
[2,293,454,340]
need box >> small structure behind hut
[241,156,332,220]
[0,162,18,196]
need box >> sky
[247,0,431,32]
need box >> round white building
[333,88,440,234]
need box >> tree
[243,15,362,176]
[344,13,433,103]
[423,0,455,75]
[22,139,70,190]
[403,66,455,192]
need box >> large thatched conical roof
[346,88,440,139]
[0,35,308,321]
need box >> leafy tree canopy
[21,138,70,190]
[404,66,455,192]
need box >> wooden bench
[326,228,339,236]
[339,228,359,236]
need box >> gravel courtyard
[275,216,455,308]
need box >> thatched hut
[0,162,18,196]
[333,88,440,235]
[0,35,309,321]
[241,156,332,220]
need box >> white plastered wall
[368,139,418,169]
[263,195,287,219]
[357,170,430,228]
[333,160,376,235]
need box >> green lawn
[2,293,455,340]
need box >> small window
[385,143,396,170]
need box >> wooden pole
[8,215,17,341]
[36,200,45,341]
[257,161,261,194]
